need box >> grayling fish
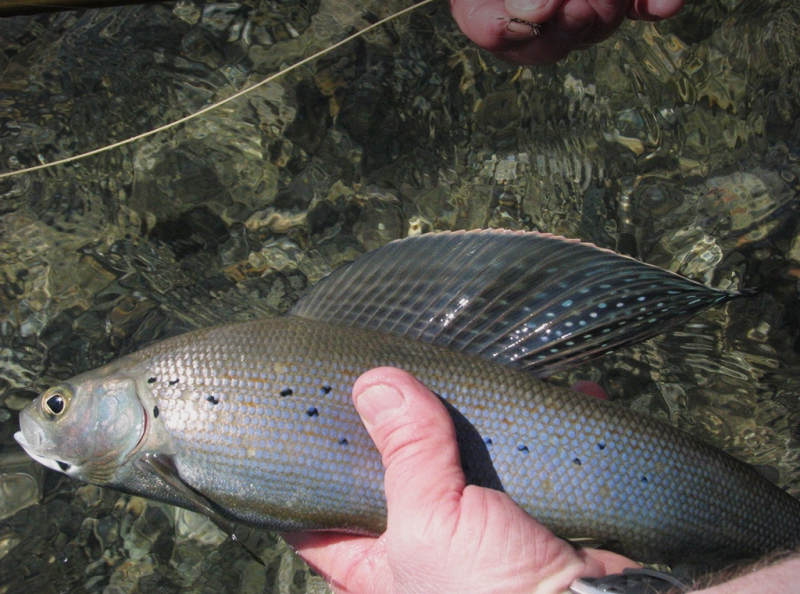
[14,230,800,566]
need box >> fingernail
[505,17,541,39]
[507,0,546,15]
[644,0,683,18]
[355,384,405,426]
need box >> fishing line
[0,0,437,180]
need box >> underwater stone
[0,451,44,520]
[4,391,33,412]
[655,227,723,284]
[353,197,407,251]
[705,171,781,232]
[246,208,307,233]
[0,530,21,562]
[130,148,232,221]
[407,214,432,236]
[787,233,800,265]
[75,485,104,508]
[174,507,226,547]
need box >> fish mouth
[14,431,73,475]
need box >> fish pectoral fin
[136,453,264,566]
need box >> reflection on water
[1,0,799,591]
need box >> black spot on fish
[484,437,493,445]
[306,407,318,417]
[641,475,649,484]
[517,444,529,453]
[168,379,179,386]
[573,457,582,465]
[596,441,606,451]
[153,406,159,418]
[57,461,70,472]
[206,396,220,405]
[338,438,348,446]
[147,377,156,384]
[320,384,332,395]
[280,388,293,397]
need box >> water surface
[1,0,799,591]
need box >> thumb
[352,367,466,537]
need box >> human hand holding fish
[283,367,638,594]
[449,0,685,64]
[284,368,800,594]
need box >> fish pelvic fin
[136,453,264,565]
[290,230,743,376]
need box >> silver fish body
[18,317,800,565]
[15,231,800,567]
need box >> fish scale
[129,317,800,564]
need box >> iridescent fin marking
[136,453,264,565]
[290,230,743,376]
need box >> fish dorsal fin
[290,230,740,376]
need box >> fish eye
[46,394,65,414]
[42,386,71,418]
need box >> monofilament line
[0,0,437,181]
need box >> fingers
[581,548,641,574]
[448,0,577,64]
[449,0,684,65]
[280,532,385,594]
[352,368,610,593]
[448,0,534,51]
[282,367,457,593]
[505,0,562,23]
[283,368,641,593]
[508,0,597,37]
[284,368,469,593]
[352,367,467,538]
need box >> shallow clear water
[1,0,799,591]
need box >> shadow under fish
[14,230,800,568]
